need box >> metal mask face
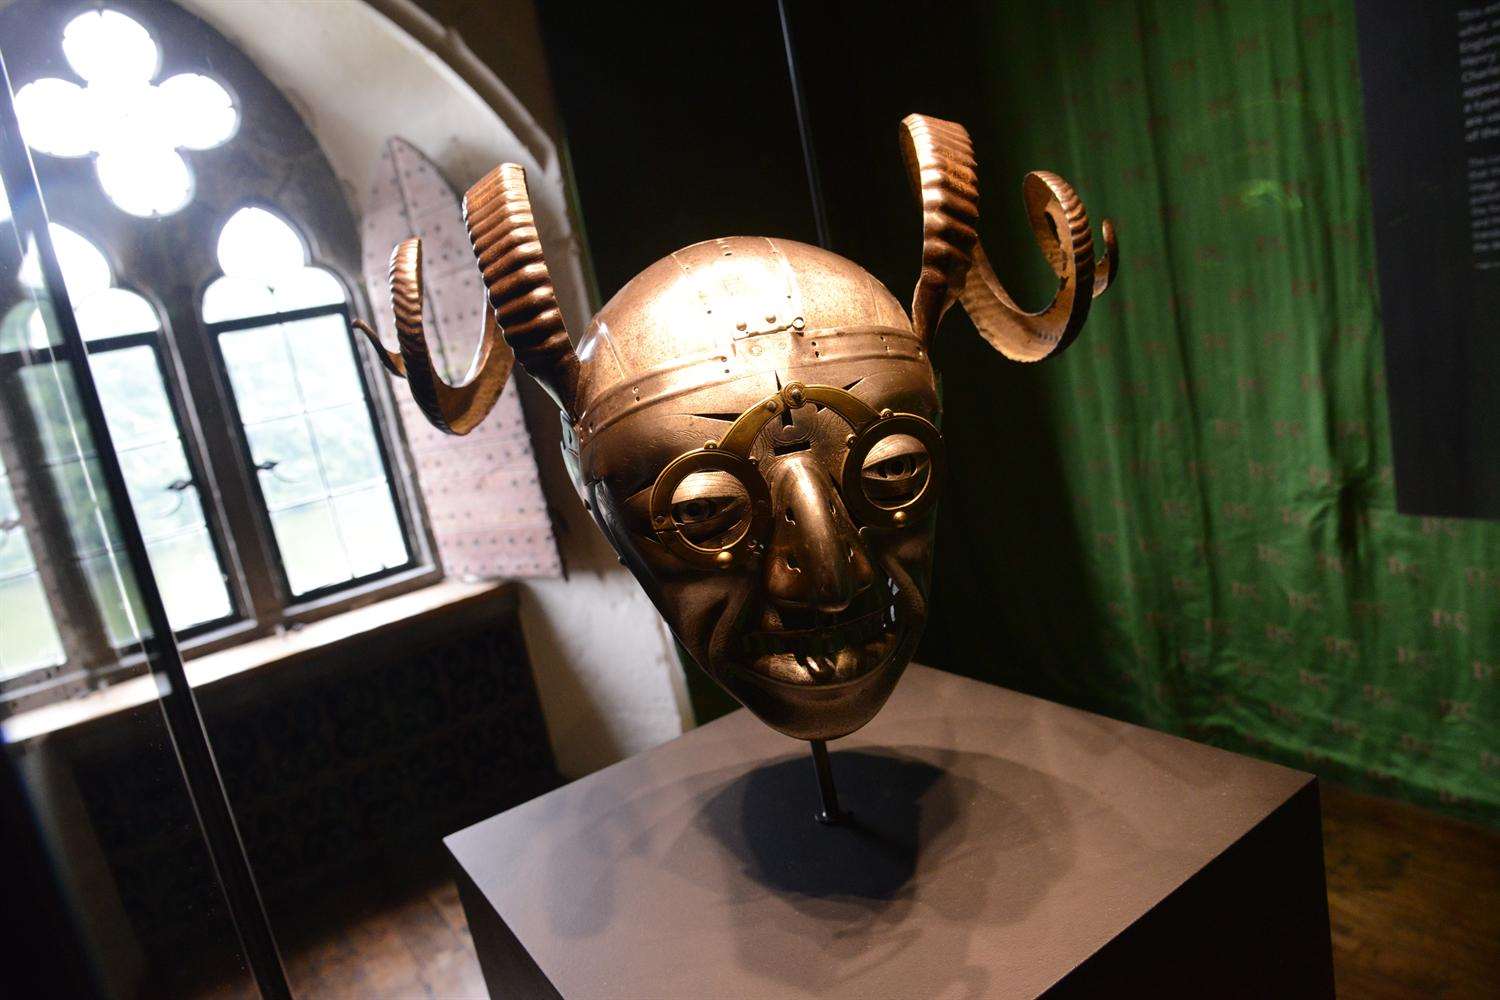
[356,115,1116,742]
[638,378,945,739]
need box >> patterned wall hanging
[361,138,562,579]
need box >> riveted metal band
[575,325,927,450]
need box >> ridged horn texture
[353,237,515,435]
[900,114,980,344]
[900,113,1118,362]
[463,164,580,419]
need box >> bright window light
[96,145,193,217]
[12,79,93,157]
[202,210,407,596]
[18,224,113,304]
[62,10,159,85]
[201,276,277,326]
[75,288,161,341]
[16,227,160,341]
[207,208,347,319]
[157,74,237,151]
[217,207,306,281]
[14,9,239,218]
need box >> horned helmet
[357,115,1116,742]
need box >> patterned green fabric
[919,0,1498,826]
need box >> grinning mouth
[732,575,908,688]
[742,592,895,657]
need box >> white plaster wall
[180,0,690,776]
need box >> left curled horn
[354,162,580,433]
[900,113,1117,361]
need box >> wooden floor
[1321,784,1499,998]
[199,782,1497,999]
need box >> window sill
[2,578,516,746]
[174,563,445,662]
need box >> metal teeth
[742,599,896,657]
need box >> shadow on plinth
[685,745,1078,997]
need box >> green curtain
[919,0,1497,826]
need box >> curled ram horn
[900,113,1117,361]
[463,163,581,419]
[353,161,580,435]
[352,237,514,435]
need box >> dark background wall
[1356,0,1500,518]
[535,0,821,293]
[529,0,1497,826]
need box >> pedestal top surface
[446,665,1312,999]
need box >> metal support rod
[780,4,843,826]
[0,53,291,1000]
[777,0,832,250]
[809,739,847,824]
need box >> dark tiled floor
[199,783,1498,999]
[198,855,484,999]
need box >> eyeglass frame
[647,381,945,571]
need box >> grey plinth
[446,665,1334,998]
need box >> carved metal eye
[670,471,751,545]
[860,433,931,509]
[840,412,944,529]
[649,447,770,570]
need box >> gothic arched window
[0,1,432,709]
[204,208,410,597]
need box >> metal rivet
[893,510,908,525]
[845,433,857,447]
[715,551,734,568]
[766,313,777,323]
[736,320,748,331]
[880,408,894,419]
[705,440,718,449]
[792,317,805,330]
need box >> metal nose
[764,453,875,613]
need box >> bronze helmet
[356,115,1116,742]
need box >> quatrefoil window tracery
[12,8,239,218]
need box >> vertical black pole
[780,2,846,824]
[809,739,847,824]
[777,0,832,250]
[0,53,291,1000]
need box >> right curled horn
[354,162,580,434]
[900,113,1117,362]
[464,164,581,419]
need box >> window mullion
[0,358,118,684]
[340,301,436,568]
[158,295,285,630]
[135,334,242,633]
